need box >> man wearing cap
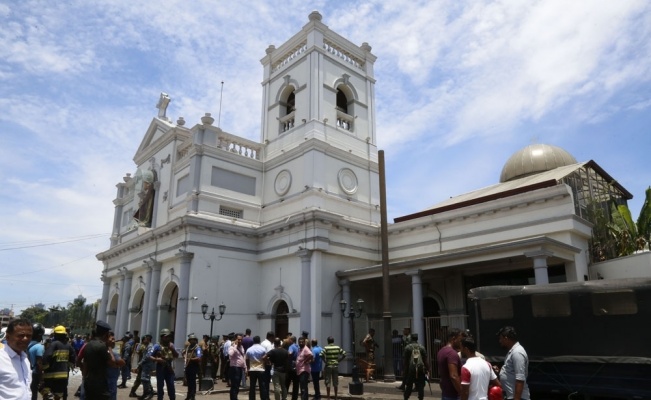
[119,332,135,388]
[28,323,45,400]
[129,335,147,398]
[221,333,233,386]
[183,334,202,400]
[81,320,122,400]
[149,328,179,400]
[198,335,210,383]
[0,319,33,400]
[42,325,76,400]
[138,334,156,400]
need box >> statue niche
[133,169,157,228]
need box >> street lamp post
[341,298,364,395]
[200,302,225,391]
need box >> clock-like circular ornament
[274,169,292,196]
[338,168,358,195]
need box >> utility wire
[0,253,99,278]
[0,233,109,251]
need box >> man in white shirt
[460,336,500,400]
[0,319,34,400]
[260,331,275,400]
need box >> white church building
[96,11,635,377]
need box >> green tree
[637,187,651,243]
[66,295,95,332]
[589,193,650,263]
[19,305,49,324]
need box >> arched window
[274,301,289,339]
[286,92,295,115]
[280,89,296,133]
[335,86,353,131]
[336,89,348,114]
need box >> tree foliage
[19,295,97,330]
[589,192,650,263]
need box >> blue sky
[1,0,650,315]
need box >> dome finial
[500,144,577,183]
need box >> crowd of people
[1,318,529,400]
[434,326,529,400]
[190,329,347,400]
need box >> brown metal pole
[379,150,395,382]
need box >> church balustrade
[323,40,364,70]
[177,143,192,161]
[217,131,261,160]
[272,42,308,72]
[177,133,261,161]
[336,109,354,131]
[279,111,296,133]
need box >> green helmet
[160,328,171,337]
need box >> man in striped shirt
[320,337,346,400]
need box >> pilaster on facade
[405,269,425,343]
[173,249,194,373]
[525,250,554,285]
[297,249,312,334]
[338,278,352,372]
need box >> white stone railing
[336,109,354,131]
[279,111,296,133]
[272,42,308,72]
[323,40,363,70]
[177,142,192,161]
[217,131,262,160]
[177,132,262,161]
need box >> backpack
[409,345,424,377]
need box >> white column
[525,250,553,285]
[140,261,152,335]
[174,250,193,378]
[110,183,125,247]
[98,272,111,322]
[146,261,162,335]
[406,270,425,343]
[115,271,126,335]
[118,271,133,335]
[174,251,194,354]
[297,249,312,334]
[339,278,352,373]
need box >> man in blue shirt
[27,323,45,400]
[286,336,299,400]
[245,336,268,400]
[498,326,530,400]
[310,339,323,400]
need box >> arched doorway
[130,288,146,336]
[423,297,441,317]
[274,301,289,339]
[159,283,178,339]
[107,294,119,331]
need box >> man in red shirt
[436,328,463,400]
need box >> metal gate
[364,315,468,381]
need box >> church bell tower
[259,11,380,225]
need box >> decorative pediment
[133,117,176,164]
